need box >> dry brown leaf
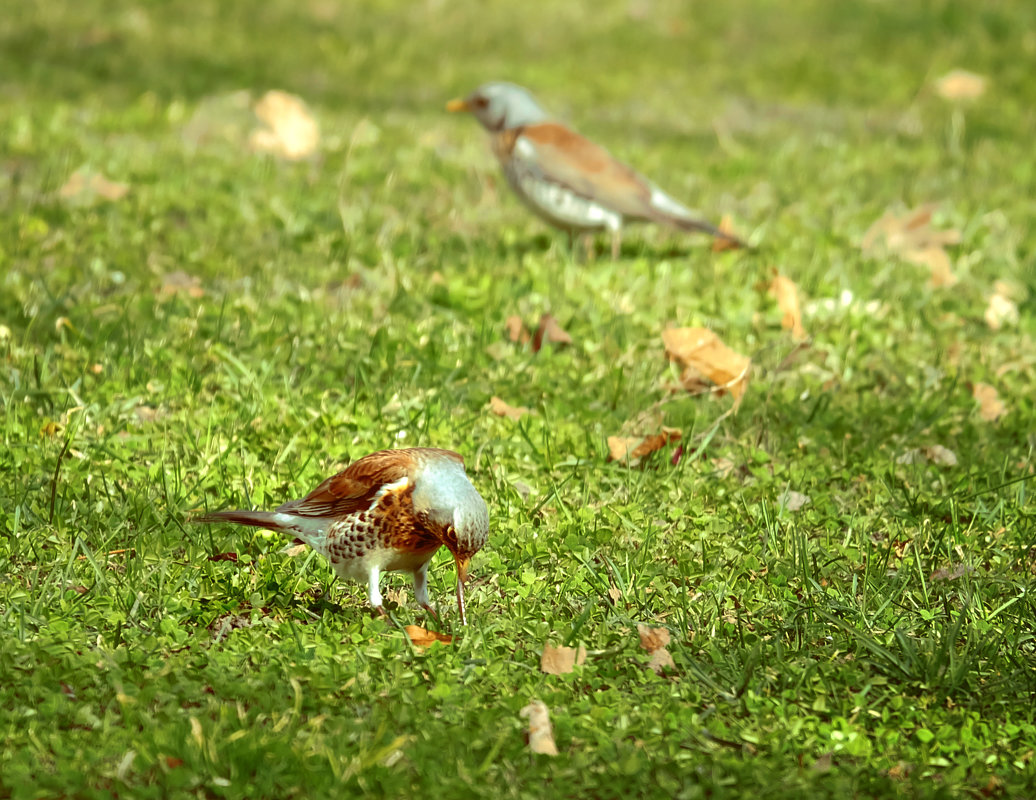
[540,643,586,675]
[505,314,530,344]
[935,69,987,101]
[156,270,205,299]
[637,625,674,675]
[780,490,811,512]
[637,624,671,653]
[404,625,453,648]
[860,204,960,258]
[984,292,1019,330]
[520,700,559,756]
[249,90,319,160]
[607,427,681,463]
[903,246,957,288]
[647,648,676,675]
[897,445,958,467]
[58,169,130,205]
[972,382,1006,422]
[768,271,807,340]
[40,420,64,438]
[489,396,531,421]
[532,314,573,352]
[662,327,750,407]
[711,214,744,252]
[281,543,308,557]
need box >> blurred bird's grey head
[448,82,550,132]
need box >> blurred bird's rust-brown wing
[276,448,464,518]
[509,122,655,219]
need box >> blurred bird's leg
[610,229,622,260]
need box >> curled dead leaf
[531,314,572,353]
[768,270,807,340]
[860,204,960,259]
[540,643,587,675]
[607,427,681,464]
[662,327,750,407]
[520,700,559,756]
[489,396,531,421]
[972,382,1006,422]
[934,69,987,101]
[404,625,453,648]
[249,90,319,160]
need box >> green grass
[2,0,1035,797]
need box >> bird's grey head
[412,455,489,559]
[447,82,550,132]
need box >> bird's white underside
[507,138,622,232]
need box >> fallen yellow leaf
[489,396,531,421]
[972,382,1006,422]
[711,214,745,252]
[540,643,587,675]
[985,292,1019,330]
[520,700,559,756]
[505,314,530,344]
[768,270,807,340]
[662,327,750,407]
[404,625,453,647]
[903,246,957,288]
[860,204,960,258]
[249,90,320,160]
[934,69,987,101]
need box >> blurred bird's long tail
[647,187,749,248]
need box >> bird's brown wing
[512,122,657,220]
[276,448,464,518]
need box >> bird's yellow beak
[454,554,471,625]
[446,98,470,113]
[455,555,470,585]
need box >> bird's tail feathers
[196,509,294,532]
[648,188,749,248]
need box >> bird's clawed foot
[420,602,440,621]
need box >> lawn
[1,0,1035,797]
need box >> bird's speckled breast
[325,482,441,564]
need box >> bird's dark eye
[473,96,489,109]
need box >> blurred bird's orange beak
[454,554,471,625]
[446,98,470,113]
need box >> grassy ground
[2,0,1035,797]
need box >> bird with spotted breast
[196,447,489,624]
[447,82,746,258]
